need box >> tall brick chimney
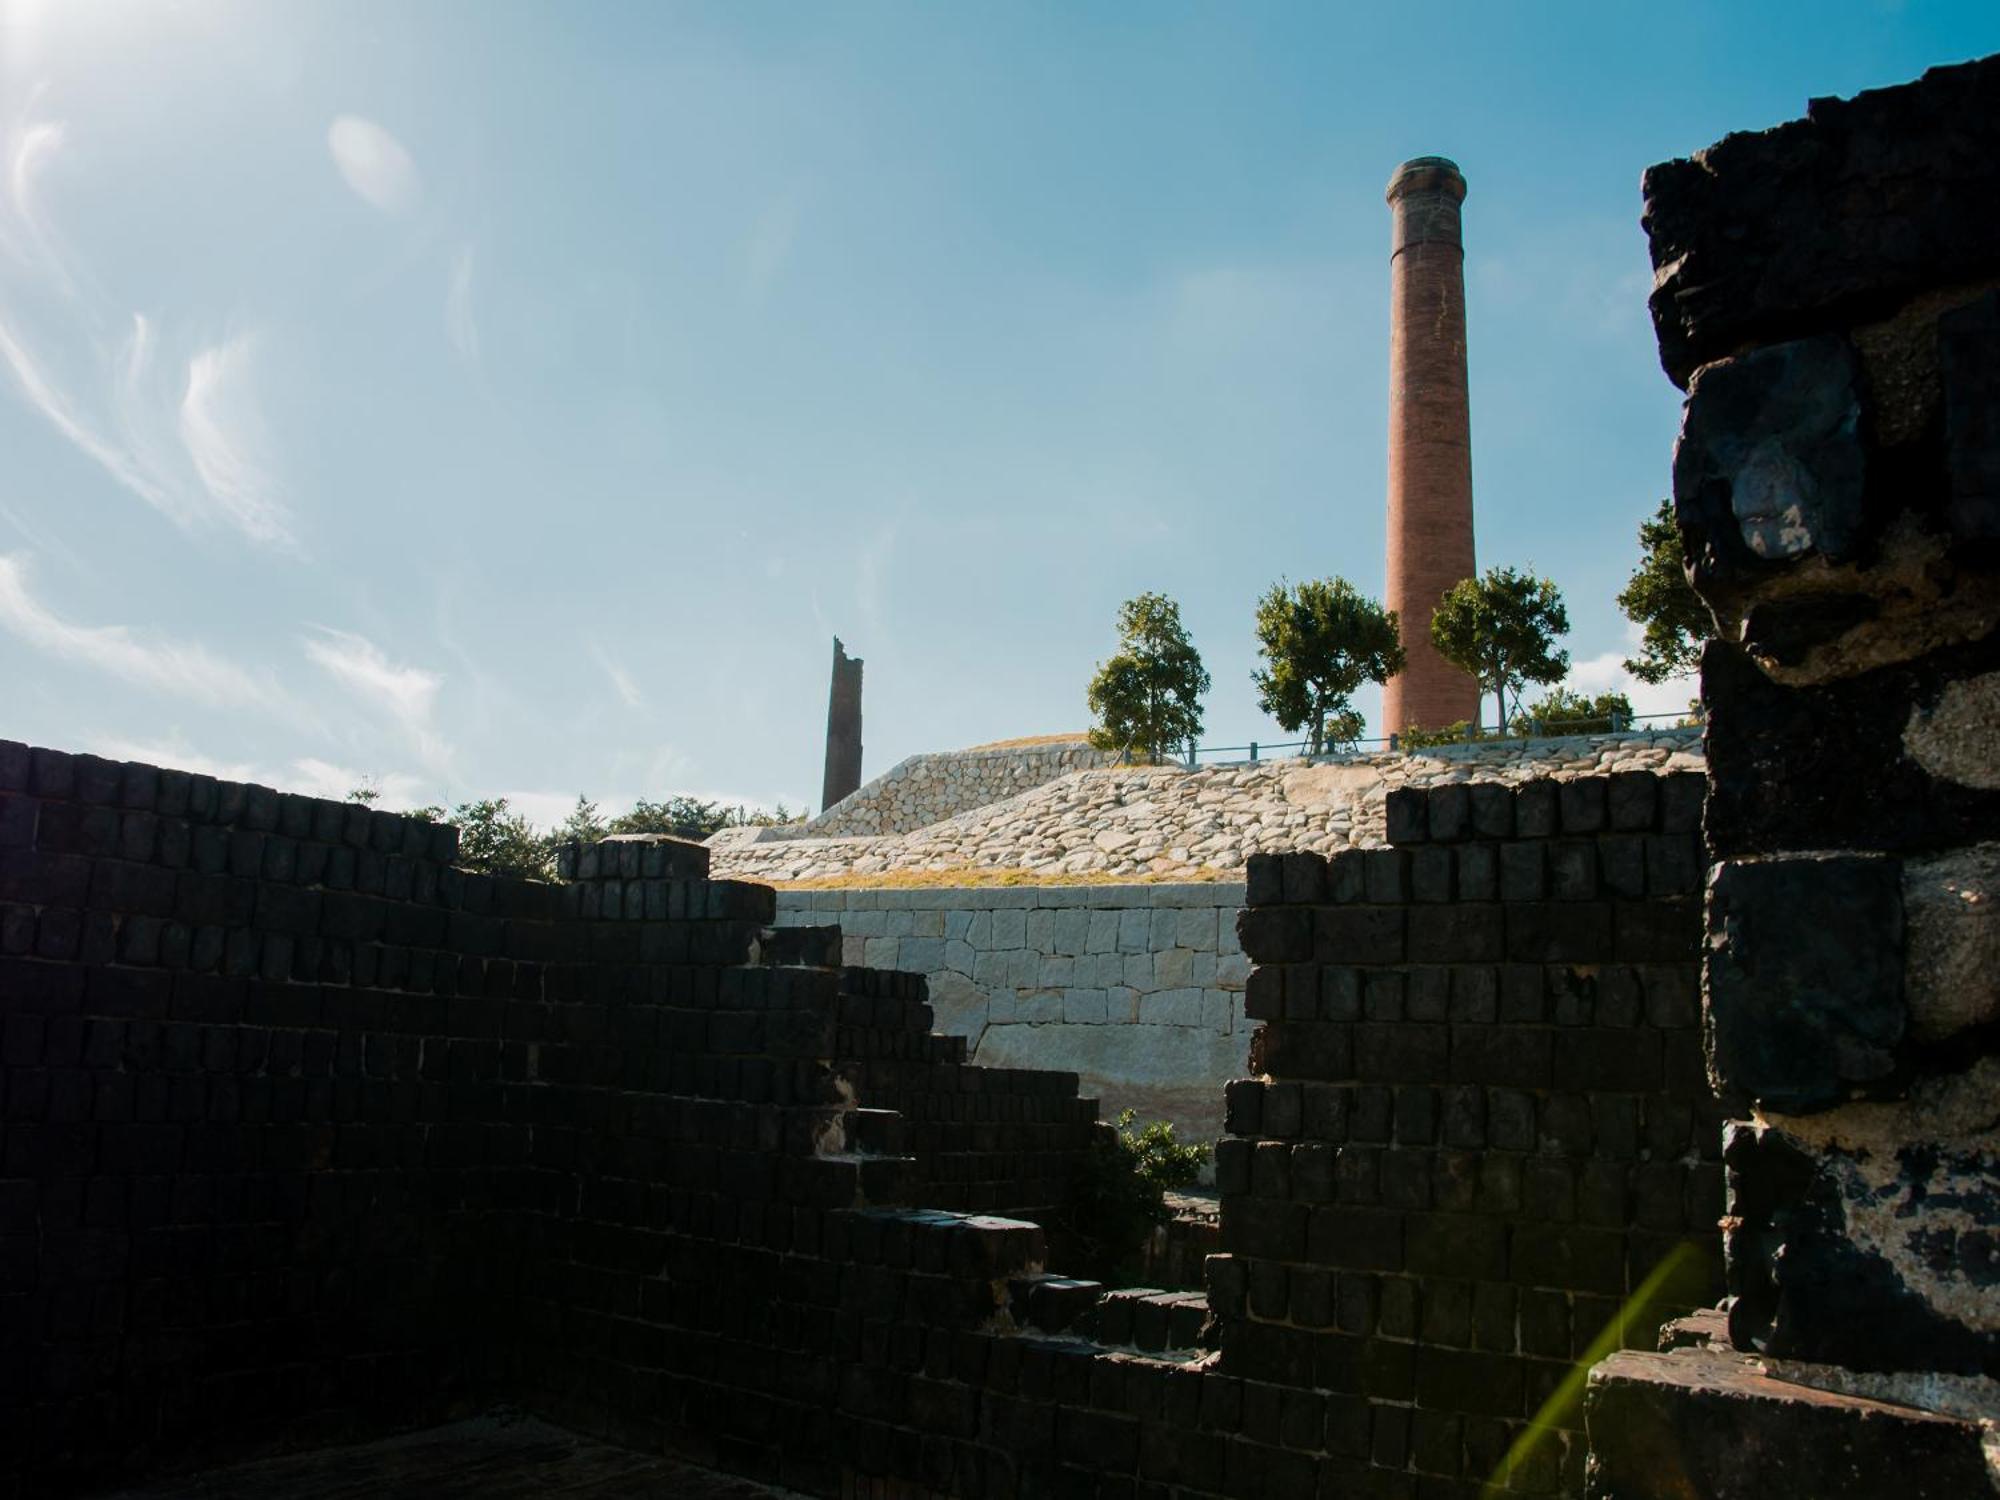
[1381,155,1482,735]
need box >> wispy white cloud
[0,107,294,549]
[0,551,269,705]
[327,116,420,213]
[0,311,187,519]
[302,626,453,773]
[3,110,70,285]
[446,245,480,367]
[591,642,643,709]
[179,332,293,548]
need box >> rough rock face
[719,740,1120,842]
[713,731,1703,885]
[1589,51,2000,1500]
[1641,55,2000,388]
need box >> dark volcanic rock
[1941,289,2000,545]
[1641,55,2000,387]
[1706,853,1905,1112]
[1672,336,1869,608]
[1702,637,2000,857]
[1585,1344,1994,1498]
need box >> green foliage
[1618,499,1713,685]
[1063,1109,1209,1282]
[1430,566,1571,732]
[612,796,800,838]
[1396,719,1487,749]
[344,782,799,881]
[1509,687,1635,737]
[1251,577,1404,755]
[1086,592,1211,764]
[449,797,554,880]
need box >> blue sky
[2,1,1995,823]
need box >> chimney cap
[1386,156,1466,203]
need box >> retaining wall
[730,741,1117,843]
[776,884,1249,1146]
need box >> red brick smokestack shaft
[1381,156,1481,735]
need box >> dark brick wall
[2,739,1716,1500]
[1217,773,1723,1495]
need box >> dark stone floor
[97,1414,810,1500]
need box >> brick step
[754,924,843,968]
[780,1151,914,1210]
[1089,1288,1211,1353]
[833,1028,966,1064]
[844,1107,907,1157]
[828,1207,1047,1280]
[1007,1273,1106,1335]
[834,990,936,1034]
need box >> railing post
[1389,732,1399,752]
[1611,711,1628,732]
[1249,741,1258,763]
[1186,740,1196,769]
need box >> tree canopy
[348,785,800,881]
[1618,498,1713,684]
[1251,577,1404,755]
[1509,686,1633,737]
[1086,592,1210,764]
[1430,565,1571,732]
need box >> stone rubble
[711,729,1705,884]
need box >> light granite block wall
[773,883,1249,1149]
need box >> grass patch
[771,863,1238,890]
[958,732,1094,751]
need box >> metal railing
[1143,710,1699,769]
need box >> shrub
[1062,1109,1209,1283]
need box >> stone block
[1385,788,1428,846]
[1139,989,1201,1027]
[1038,954,1075,988]
[1941,289,2000,542]
[1063,990,1108,1025]
[1175,906,1218,951]
[992,910,1027,948]
[1706,854,1904,1111]
[1585,1344,1993,1499]
[900,937,945,972]
[1201,988,1236,1034]
[1153,947,1194,988]
[1117,909,1151,954]
[1025,909,1055,951]
[1054,909,1090,956]
[1087,910,1122,954]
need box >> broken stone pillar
[1381,155,1483,736]
[821,637,863,813]
[1585,55,2000,1497]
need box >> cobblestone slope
[711,729,1704,884]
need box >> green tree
[1087,592,1211,764]
[1510,687,1634,737]
[550,794,609,847]
[449,797,554,880]
[1618,498,1713,684]
[1430,566,1571,733]
[1252,577,1405,756]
